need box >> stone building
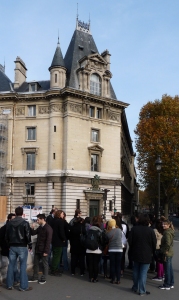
[0,19,139,221]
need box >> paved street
[1,239,179,300]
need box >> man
[5,207,32,291]
[46,208,58,227]
[29,214,53,284]
[0,213,20,285]
[128,214,156,296]
[69,209,82,226]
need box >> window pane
[91,154,99,171]
[27,128,36,140]
[28,106,36,117]
[90,74,101,96]
[91,130,99,142]
[27,153,35,170]
[89,106,95,117]
[25,183,35,195]
[96,108,102,119]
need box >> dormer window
[90,73,101,96]
[28,81,40,92]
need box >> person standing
[158,219,175,290]
[0,213,20,286]
[128,214,156,296]
[50,210,66,276]
[5,207,32,291]
[29,214,53,284]
[106,219,123,284]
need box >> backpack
[85,229,101,250]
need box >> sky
[0,0,179,151]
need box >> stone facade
[0,19,139,222]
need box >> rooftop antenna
[89,13,91,31]
[4,58,5,73]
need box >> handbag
[103,244,109,256]
[155,249,166,263]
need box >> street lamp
[26,183,30,205]
[103,189,110,220]
[155,155,162,218]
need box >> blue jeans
[7,247,28,290]
[132,262,150,294]
[62,243,69,271]
[163,256,174,287]
[109,252,123,282]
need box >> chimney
[101,50,111,71]
[14,56,27,89]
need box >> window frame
[91,128,100,143]
[91,153,99,172]
[90,73,101,96]
[27,127,36,141]
[26,152,36,170]
[89,106,95,118]
[28,105,36,117]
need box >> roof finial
[77,3,79,20]
[57,29,60,46]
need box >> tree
[135,94,179,217]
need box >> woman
[86,216,107,283]
[69,217,86,276]
[128,214,156,295]
[106,218,123,284]
[158,219,174,290]
[114,215,128,277]
[152,219,164,281]
[51,210,66,276]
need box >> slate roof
[0,68,13,92]
[64,29,117,99]
[14,80,50,93]
[49,42,66,69]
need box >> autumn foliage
[135,94,179,211]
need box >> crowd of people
[0,207,175,296]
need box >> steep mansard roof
[0,26,116,99]
[49,42,66,69]
[0,66,13,92]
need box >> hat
[108,219,116,228]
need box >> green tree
[135,94,179,217]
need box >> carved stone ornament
[50,104,63,113]
[91,174,100,190]
[69,104,82,114]
[15,106,25,116]
[108,112,120,122]
[39,106,49,114]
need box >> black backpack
[85,229,101,250]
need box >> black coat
[69,222,86,255]
[128,225,156,264]
[0,222,9,256]
[51,217,66,247]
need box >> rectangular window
[28,105,36,117]
[25,183,35,195]
[27,127,36,140]
[31,84,36,91]
[89,106,95,117]
[76,199,80,209]
[96,108,102,119]
[91,129,99,142]
[26,153,35,170]
[55,74,57,83]
[52,182,55,189]
[54,126,56,132]
[91,154,99,171]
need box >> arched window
[55,73,57,83]
[90,73,101,96]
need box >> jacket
[107,228,123,251]
[69,221,86,254]
[51,217,66,247]
[5,216,32,248]
[128,225,156,264]
[0,222,9,256]
[160,228,174,257]
[31,223,53,254]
